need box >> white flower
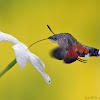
[0,31,51,85]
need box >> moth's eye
[54,37,57,40]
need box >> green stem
[0,58,17,77]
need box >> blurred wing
[50,47,67,60]
[51,47,78,64]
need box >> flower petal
[28,52,51,84]
[29,52,45,68]
[29,54,41,69]
[0,31,20,45]
[12,44,29,69]
[38,69,51,85]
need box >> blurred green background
[0,0,100,100]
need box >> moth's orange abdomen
[84,48,89,54]
[76,46,85,53]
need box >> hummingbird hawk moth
[29,25,100,64]
[47,25,100,63]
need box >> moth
[29,25,100,64]
[47,25,100,63]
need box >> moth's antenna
[47,25,55,35]
[28,38,48,49]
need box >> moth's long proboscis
[28,38,48,49]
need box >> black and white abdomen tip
[98,50,100,56]
[88,47,99,57]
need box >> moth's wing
[63,47,78,63]
[50,47,78,63]
[62,39,78,63]
[50,47,67,60]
